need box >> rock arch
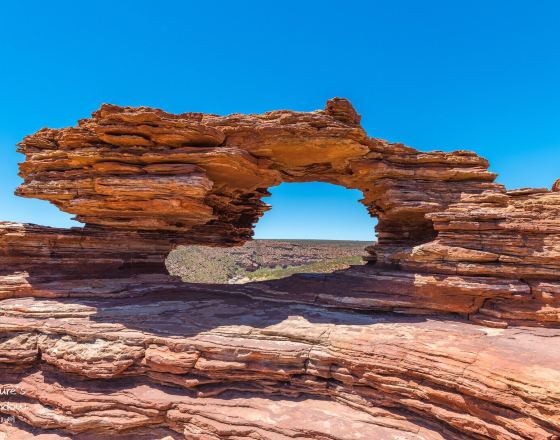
[8,98,560,327]
[3,97,558,326]
[15,98,496,264]
[1,98,560,439]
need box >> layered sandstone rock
[1,98,559,439]
[1,293,559,439]
[15,98,497,252]
[0,222,183,303]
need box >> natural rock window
[166,182,377,283]
[5,98,560,439]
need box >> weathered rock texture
[1,98,559,439]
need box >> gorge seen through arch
[166,182,377,284]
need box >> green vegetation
[166,246,243,284]
[166,240,371,284]
[243,255,364,282]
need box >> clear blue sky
[254,183,376,240]
[1,1,559,240]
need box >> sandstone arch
[5,96,560,325]
[15,98,496,262]
[6,98,560,324]
[1,99,560,439]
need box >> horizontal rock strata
[1,292,559,439]
[16,98,497,252]
[1,98,560,438]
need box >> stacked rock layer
[1,99,559,439]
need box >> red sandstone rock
[1,98,560,438]
[15,98,496,250]
[1,293,559,439]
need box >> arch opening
[254,182,377,241]
[166,182,377,284]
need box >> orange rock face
[1,98,559,439]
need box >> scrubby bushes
[166,240,370,284]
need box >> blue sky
[254,183,376,240]
[1,1,559,240]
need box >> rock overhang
[15,98,498,252]
[2,97,560,439]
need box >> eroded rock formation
[1,98,559,439]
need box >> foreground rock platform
[1,98,560,438]
[1,291,559,439]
